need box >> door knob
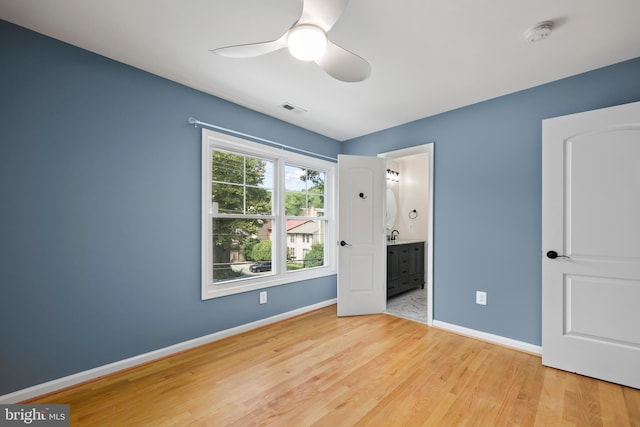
[546,250,569,259]
[339,240,352,247]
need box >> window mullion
[276,157,286,276]
[242,156,247,215]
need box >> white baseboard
[0,299,337,404]
[432,320,542,356]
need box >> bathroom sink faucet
[391,230,399,241]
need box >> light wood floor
[28,305,640,426]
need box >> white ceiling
[2,0,640,141]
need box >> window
[202,129,336,299]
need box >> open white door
[542,101,640,388]
[337,154,386,316]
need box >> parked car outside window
[250,261,271,273]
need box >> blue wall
[0,20,339,396]
[343,56,640,346]
[3,16,640,397]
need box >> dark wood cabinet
[387,242,425,297]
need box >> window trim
[201,129,336,300]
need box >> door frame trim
[378,143,434,325]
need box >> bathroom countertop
[386,239,425,246]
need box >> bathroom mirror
[386,188,397,230]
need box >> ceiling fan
[212,0,371,82]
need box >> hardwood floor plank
[598,381,631,427]
[25,305,640,426]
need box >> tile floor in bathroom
[385,287,427,323]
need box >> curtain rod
[187,117,337,162]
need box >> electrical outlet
[476,291,487,305]
[259,291,267,305]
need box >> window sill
[201,265,336,300]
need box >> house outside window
[201,129,336,299]
[286,218,322,269]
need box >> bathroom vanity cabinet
[387,241,425,297]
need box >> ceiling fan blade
[315,40,370,82]
[298,0,349,32]
[212,33,288,58]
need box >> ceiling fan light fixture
[212,0,370,82]
[287,24,327,61]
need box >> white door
[542,101,640,389]
[337,154,386,316]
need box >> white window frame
[201,129,336,300]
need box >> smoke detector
[524,21,553,42]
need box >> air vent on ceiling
[280,102,307,115]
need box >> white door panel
[337,155,386,316]
[542,101,640,389]
[348,167,375,245]
[564,274,640,345]
[567,129,640,259]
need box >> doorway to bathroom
[379,144,434,325]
